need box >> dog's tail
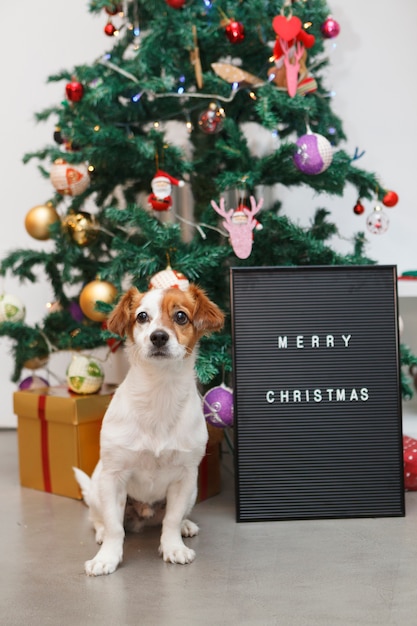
[73,467,92,506]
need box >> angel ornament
[211,196,264,259]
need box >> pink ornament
[321,16,340,39]
[211,195,264,259]
[18,376,49,391]
[404,436,417,490]
[203,384,234,428]
[293,131,333,175]
[279,39,305,97]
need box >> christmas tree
[1,0,415,395]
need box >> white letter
[326,335,335,347]
[293,390,301,402]
[311,335,320,348]
[266,390,275,404]
[326,389,334,401]
[360,388,369,401]
[296,335,304,348]
[280,390,290,402]
[278,336,288,349]
[342,334,352,347]
[350,389,359,401]
[336,389,346,401]
[314,389,322,402]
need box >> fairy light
[153,121,160,129]
[249,91,257,100]
[232,81,239,91]
[131,92,143,102]
[94,125,100,132]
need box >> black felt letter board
[231,266,404,522]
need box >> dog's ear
[188,285,225,335]
[106,287,142,338]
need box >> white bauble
[66,355,104,395]
[0,293,26,323]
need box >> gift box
[14,385,223,502]
[14,385,115,499]
[403,436,417,491]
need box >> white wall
[1,0,416,426]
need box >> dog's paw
[85,556,120,576]
[159,544,196,565]
[181,519,199,537]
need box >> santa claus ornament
[147,170,184,211]
[50,159,90,196]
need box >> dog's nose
[150,330,169,348]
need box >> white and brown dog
[74,284,224,576]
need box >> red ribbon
[38,395,52,493]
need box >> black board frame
[230,265,405,523]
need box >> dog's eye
[136,311,149,324]
[174,311,188,325]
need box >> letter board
[230,266,404,522]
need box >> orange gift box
[14,385,222,501]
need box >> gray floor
[1,429,417,626]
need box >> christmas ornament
[165,0,186,7]
[65,79,84,102]
[50,159,90,196]
[211,62,264,88]
[23,356,49,370]
[79,279,118,322]
[293,130,333,175]
[66,354,104,395]
[382,190,399,207]
[18,375,49,391]
[69,300,84,322]
[149,266,190,291]
[53,126,64,145]
[366,205,389,235]
[321,16,341,39]
[62,211,98,246]
[211,196,264,259]
[198,102,225,135]
[403,436,417,490]
[104,21,117,36]
[104,4,122,16]
[353,199,365,215]
[147,170,184,211]
[0,293,26,323]
[224,20,245,44]
[24,202,60,241]
[203,384,234,428]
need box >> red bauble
[382,190,399,207]
[321,16,341,39]
[104,21,117,36]
[353,200,365,215]
[65,80,84,102]
[165,0,186,7]
[225,20,245,44]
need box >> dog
[73,284,224,576]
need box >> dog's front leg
[159,471,199,564]
[85,473,127,576]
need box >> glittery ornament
[403,436,417,490]
[382,191,399,207]
[211,196,263,259]
[79,280,118,322]
[50,159,90,196]
[165,0,186,7]
[293,131,333,175]
[24,202,60,240]
[149,266,190,291]
[321,16,341,39]
[198,103,225,135]
[203,384,234,428]
[224,20,245,44]
[62,211,98,246]
[366,205,389,235]
[66,354,104,395]
[0,293,26,323]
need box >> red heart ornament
[272,15,302,41]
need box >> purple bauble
[203,385,234,428]
[69,300,84,322]
[321,16,341,39]
[293,132,333,175]
[18,375,49,391]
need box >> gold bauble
[23,356,49,370]
[62,211,98,246]
[79,279,118,322]
[24,202,60,240]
